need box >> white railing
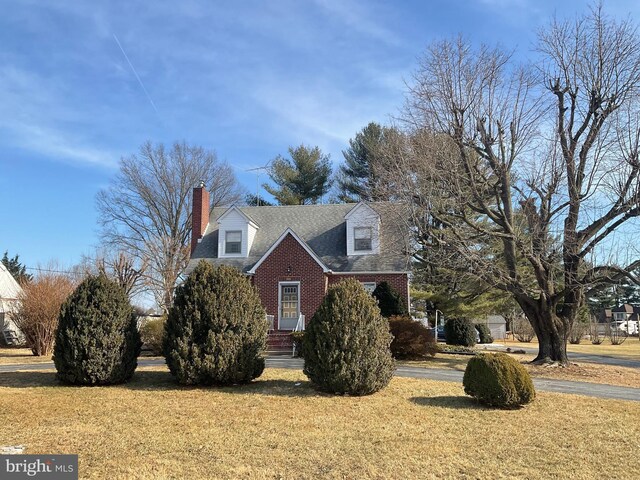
[293,314,305,332]
[266,315,275,332]
[292,314,305,357]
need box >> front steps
[267,331,294,356]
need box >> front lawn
[0,367,638,479]
[0,348,51,365]
[500,337,640,359]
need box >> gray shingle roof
[188,203,411,274]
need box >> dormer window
[225,231,242,254]
[354,227,372,251]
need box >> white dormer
[345,203,380,256]
[217,206,259,258]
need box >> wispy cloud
[311,0,402,47]
[0,66,117,168]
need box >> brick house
[187,185,411,349]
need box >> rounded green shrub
[463,353,535,408]
[163,261,267,386]
[53,274,141,385]
[445,317,477,347]
[388,315,437,359]
[303,278,394,395]
[475,323,493,344]
[140,316,165,355]
[372,281,407,317]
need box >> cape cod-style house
[187,184,411,351]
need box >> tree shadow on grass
[411,395,485,410]
[0,371,58,388]
[0,369,316,397]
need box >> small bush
[53,274,141,385]
[140,317,165,355]
[372,281,407,317]
[444,317,476,347]
[475,323,493,344]
[463,353,535,408]
[163,261,267,386]
[303,278,394,395]
[388,316,437,359]
[291,331,304,358]
[568,321,588,344]
[13,272,75,356]
[513,317,535,342]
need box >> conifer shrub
[163,261,267,386]
[53,274,141,385]
[445,317,477,347]
[303,278,394,395]
[475,323,493,344]
[388,315,437,359]
[463,353,535,408]
[372,281,407,317]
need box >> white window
[354,227,372,251]
[362,282,376,294]
[613,312,625,321]
[225,231,242,254]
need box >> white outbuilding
[0,262,24,345]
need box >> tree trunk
[519,301,569,365]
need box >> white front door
[279,283,300,330]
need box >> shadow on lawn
[0,369,315,397]
[411,395,483,410]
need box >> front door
[279,283,300,330]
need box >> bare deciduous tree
[14,269,75,356]
[80,250,147,300]
[97,141,244,312]
[387,7,640,364]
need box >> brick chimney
[191,181,210,255]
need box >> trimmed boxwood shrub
[388,315,437,359]
[475,323,493,344]
[463,353,535,408]
[303,278,394,395]
[290,331,305,358]
[372,281,407,317]
[445,317,477,347]
[163,261,267,386]
[53,274,141,385]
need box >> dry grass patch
[0,348,51,365]
[0,366,639,479]
[500,338,640,359]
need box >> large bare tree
[390,7,640,364]
[97,141,243,312]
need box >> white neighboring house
[0,262,24,345]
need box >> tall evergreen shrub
[303,278,394,395]
[53,274,141,385]
[163,261,267,385]
[372,281,407,317]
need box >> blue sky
[0,0,637,271]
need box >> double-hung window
[354,227,372,251]
[225,231,242,254]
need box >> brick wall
[328,273,409,310]
[253,233,327,331]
